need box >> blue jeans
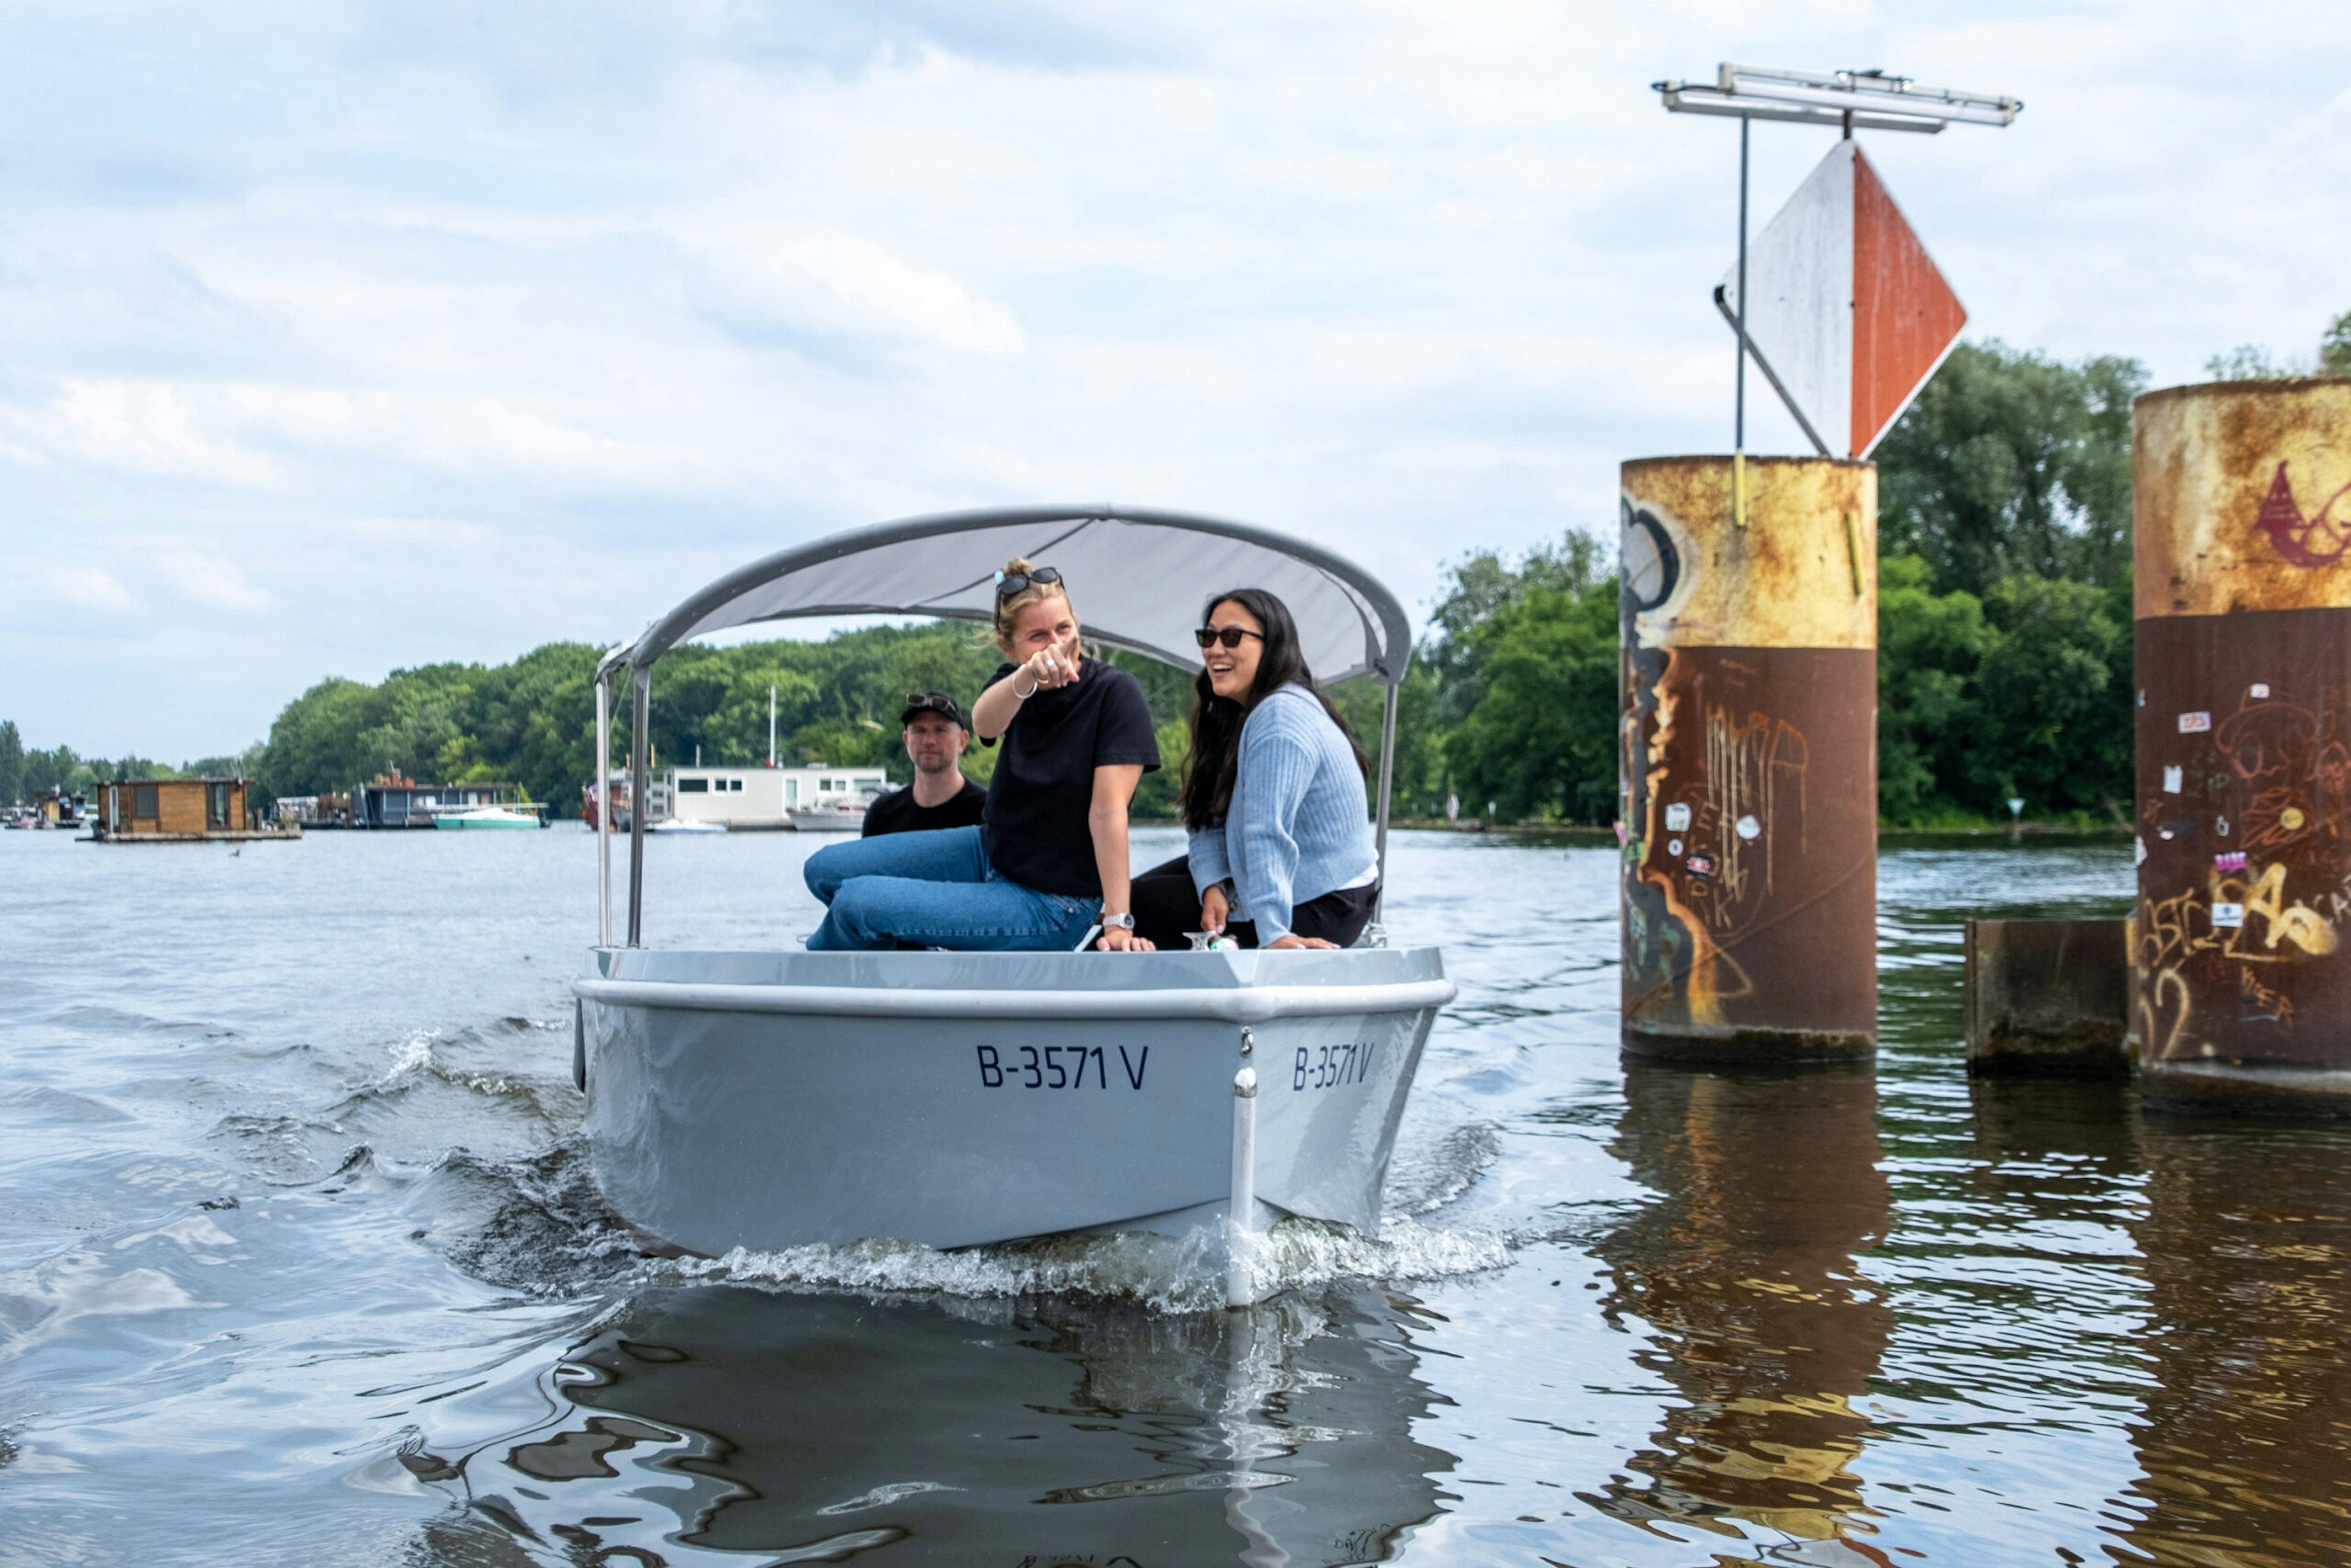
[803,826,1101,952]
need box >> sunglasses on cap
[993,565,1063,598]
[902,692,966,725]
[1194,625,1265,650]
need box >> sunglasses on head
[1194,625,1265,650]
[994,565,1063,598]
[904,692,958,716]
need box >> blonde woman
[803,559,1161,951]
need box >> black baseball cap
[901,691,967,727]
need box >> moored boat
[575,505,1439,1305]
[432,805,545,830]
[784,798,872,831]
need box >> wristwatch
[1101,911,1136,930]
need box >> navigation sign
[1716,140,1966,460]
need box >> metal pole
[1226,1063,1259,1310]
[627,664,650,948]
[595,672,612,948]
[1371,679,1400,924]
[1733,114,1751,528]
[768,685,778,769]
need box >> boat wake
[649,1213,1510,1316]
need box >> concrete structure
[1964,918,2130,1076]
[92,778,298,842]
[2132,377,2351,1112]
[661,765,888,829]
[1620,454,1878,1062]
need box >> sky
[5,0,2349,760]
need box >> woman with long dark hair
[1130,587,1380,951]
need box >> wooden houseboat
[91,778,301,842]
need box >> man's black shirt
[861,777,987,837]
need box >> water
[6,827,2350,1566]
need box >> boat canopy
[595,503,1415,948]
[599,505,1414,688]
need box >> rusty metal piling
[1619,455,1878,1062]
[2133,377,2351,1111]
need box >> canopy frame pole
[595,672,612,948]
[1371,678,1399,921]
[627,665,650,948]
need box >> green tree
[2206,343,2299,381]
[1442,574,1621,823]
[0,720,21,805]
[1874,340,2145,595]
[2322,309,2351,375]
[1876,555,1996,824]
[1967,575,2131,820]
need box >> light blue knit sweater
[1187,685,1378,940]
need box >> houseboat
[90,778,300,842]
[354,774,549,828]
[666,763,887,830]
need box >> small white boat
[432,805,544,830]
[648,818,726,835]
[784,799,870,831]
[577,505,1436,1305]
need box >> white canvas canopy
[599,504,1412,687]
[594,505,1415,947]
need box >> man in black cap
[861,691,988,837]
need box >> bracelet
[1013,677,1038,700]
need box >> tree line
[9,317,2345,828]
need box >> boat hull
[576,947,1449,1258]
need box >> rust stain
[1622,456,1877,652]
[2134,378,2351,621]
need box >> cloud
[686,227,1026,361]
[3,380,279,489]
[218,386,686,486]
[156,550,271,611]
[40,563,135,612]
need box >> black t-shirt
[981,659,1161,898]
[861,777,987,838]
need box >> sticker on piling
[2251,683,2271,699]
[2281,806,2308,831]
[2135,836,2147,866]
[2216,851,2247,872]
[1665,802,1692,831]
[2212,902,2246,928]
[1685,853,1715,876]
[2178,711,2211,734]
[2162,765,2183,794]
[1667,838,1684,857]
[1734,814,1761,841]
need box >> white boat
[784,798,871,831]
[432,805,544,830]
[576,505,1439,1306]
[648,818,726,834]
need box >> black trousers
[1130,855,1378,950]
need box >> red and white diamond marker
[1718,141,1967,460]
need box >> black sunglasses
[1194,625,1265,650]
[995,565,1063,598]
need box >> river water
[4,827,2349,1567]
